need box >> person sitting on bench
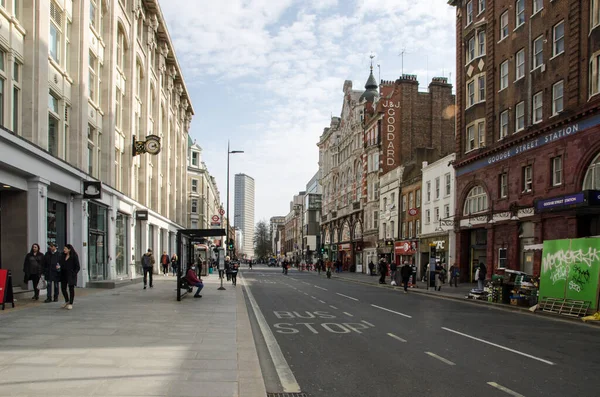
[186,264,203,298]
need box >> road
[241,265,600,397]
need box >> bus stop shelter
[176,228,225,301]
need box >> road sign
[212,215,220,222]
[219,208,225,216]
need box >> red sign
[0,269,15,309]
[0,270,6,305]
[408,208,419,216]
[338,243,351,251]
[219,208,225,216]
[212,215,220,222]
[394,241,418,255]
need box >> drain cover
[267,393,308,397]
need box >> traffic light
[320,246,325,253]
[228,239,234,251]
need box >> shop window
[115,213,128,276]
[47,199,66,250]
[463,185,488,215]
[498,248,507,269]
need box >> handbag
[37,275,47,290]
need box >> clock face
[145,139,161,154]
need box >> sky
[160,0,456,225]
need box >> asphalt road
[241,265,600,397]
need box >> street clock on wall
[144,135,161,155]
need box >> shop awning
[524,244,544,251]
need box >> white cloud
[159,0,456,223]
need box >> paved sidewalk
[0,273,266,397]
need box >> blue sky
[161,0,456,224]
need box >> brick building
[450,0,600,281]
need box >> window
[399,221,403,239]
[500,110,509,139]
[516,49,525,80]
[408,191,414,209]
[13,61,20,134]
[435,177,440,199]
[373,211,378,229]
[515,101,525,132]
[463,185,488,215]
[533,91,543,123]
[425,209,431,224]
[466,1,473,25]
[553,80,564,115]
[90,0,103,35]
[191,179,198,193]
[408,222,413,238]
[467,125,475,152]
[478,0,485,14]
[478,75,485,102]
[382,222,387,238]
[552,156,562,186]
[533,0,543,14]
[468,80,475,107]
[523,165,533,192]
[391,192,396,208]
[383,197,388,211]
[114,148,122,191]
[49,1,62,63]
[499,173,508,198]
[553,21,564,56]
[416,219,421,236]
[445,173,451,196]
[533,36,544,69]
[500,61,509,90]
[0,63,3,127]
[589,53,600,97]
[13,0,20,20]
[583,152,600,190]
[116,28,126,70]
[115,87,123,130]
[444,204,450,219]
[516,0,525,27]
[191,151,199,166]
[426,181,431,202]
[416,189,421,207]
[498,248,508,269]
[48,92,61,157]
[191,199,198,213]
[500,11,509,40]
[87,124,98,176]
[88,51,98,103]
[468,37,475,63]
[478,121,486,147]
[136,61,143,98]
[65,19,71,73]
[593,0,600,30]
[478,31,486,56]
[434,207,440,222]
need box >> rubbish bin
[209,267,213,274]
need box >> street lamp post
[226,140,244,260]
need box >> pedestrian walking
[368,260,375,276]
[142,248,155,289]
[59,244,80,310]
[401,261,412,293]
[449,263,459,287]
[378,259,387,284]
[230,262,238,286]
[185,264,204,298]
[225,257,232,281]
[170,254,179,276]
[389,261,398,286]
[435,262,443,291]
[23,243,44,300]
[476,262,487,290]
[43,242,61,303]
[160,251,170,276]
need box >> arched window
[463,185,488,215]
[116,26,128,70]
[583,153,600,190]
[136,59,143,99]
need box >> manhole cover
[267,393,308,397]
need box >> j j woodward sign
[457,113,600,177]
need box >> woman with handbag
[171,254,179,276]
[59,244,80,310]
[23,243,44,300]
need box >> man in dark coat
[23,243,44,300]
[400,262,412,293]
[378,259,387,284]
[368,261,375,276]
[142,248,155,289]
[43,243,61,302]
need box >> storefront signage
[338,243,351,251]
[535,192,585,212]
[408,208,419,216]
[457,113,600,177]
[433,240,445,250]
[394,241,417,255]
[135,210,148,220]
[382,100,400,172]
[83,181,102,199]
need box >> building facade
[187,139,221,231]
[419,153,456,279]
[0,0,194,287]
[234,173,255,258]
[450,0,600,281]
[303,172,322,262]
[270,216,285,256]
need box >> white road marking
[319,300,326,304]
[336,293,359,301]
[370,304,412,318]
[441,327,555,366]
[329,305,338,310]
[311,296,317,299]
[487,382,526,397]
[303,292,309,296]
[314,286,328,291]
[240,276,301,392]
[387,333,407,343]
[425,352,456,366]
[361,320,375,327]
[343,312,354,317]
